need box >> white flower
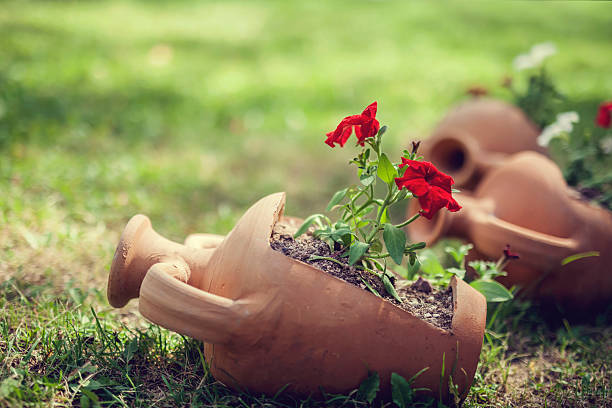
[556,111,579,131]
[537,124,563,147]
[601,137,612,154]
[513,54,536,71]
[530,42,557,64]
[513,42,557,71]
[537,111,579,147]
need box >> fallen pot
[423,98,544,189]
[407,152,612,310]
[107,192,486,402]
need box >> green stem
[361,264,382,278]
[343,188,370,223]
[367,253,390,259]
[394,212,421,229]
[308,255,365,270]
[348,197,365,241]
[353,199,374,216]
[366,183,394,243]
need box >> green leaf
[358,204,376,217]
[313,226,331,239]
[349,241,370,265]
[468,260,505,280]
[470,280,514,302]
[409,252,417,265]
[293,214,325,238]
[383,223,406,265]
[382,274,402,303]
[356,219,370,229]
[377,153,397,184]
[380,207,390,225]
[366,257,384,271]
[369,238,383,254]
[420,250,446,276]
[326,188,348,211]
[357,371,380,403]
[378,125,388,137]
[360,173,375,186]
[561,251,599,266]
[360,277,381,297]
[400,257,420,280]
[391,373,414,408]
[445,243,473,265]
[446,267,466,280]
[406,241,426,251]
[330,226,352,246]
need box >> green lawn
[1,1,611,406]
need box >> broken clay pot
[107,193,486,402]
[407,152,612,310]
[423,98,544,189]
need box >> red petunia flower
[596,101,612,128]
[325,102,380,148]
[394,158,461,219]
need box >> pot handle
[138,262,239,345]
[474,213,579,266]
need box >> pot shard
[108,192,486,402]
[407,152,612,310]
[423,98,543,189]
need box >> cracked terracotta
[407,152,612,310]
[423,98,544,189]
[108,193,486,401]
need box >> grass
[1,0,611,406]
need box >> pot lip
[108,214,151,308]
[425,130,478,188]
[264,192,484,334]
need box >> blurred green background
[2,0,611,240]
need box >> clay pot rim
[425,130,478,187]
[108,213,151,308]
[268,192,482,335]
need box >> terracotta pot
[407,152,612,310]
[107,193,486,402]
[423,98,544,189]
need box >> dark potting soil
[270,222,453,330]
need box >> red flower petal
[324,102,379,147]
[355,118,380,146]
[395,160,461,219]
[427,171,454,193]
[596,101,612,129]
[417,185,461,219]
[396,176,430,197]
[361,101,377,118]
[399,158,423,170]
